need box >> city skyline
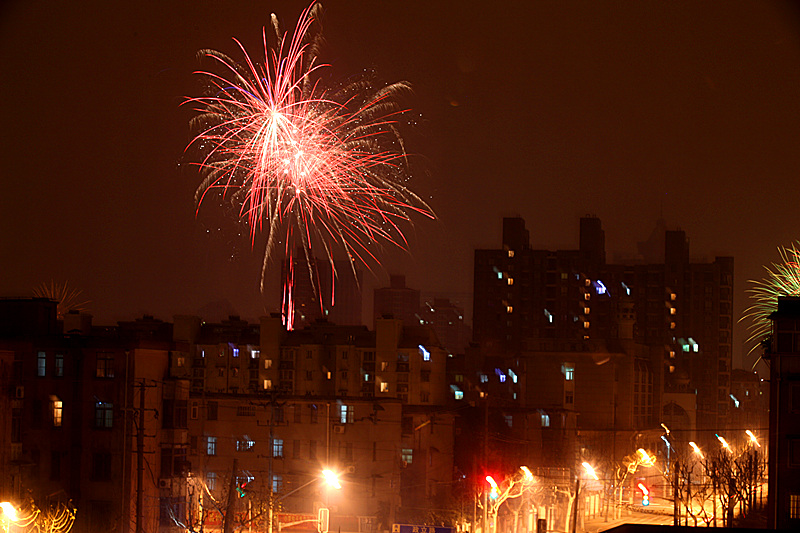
[3,1,800,372]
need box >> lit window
[497,272,503,280]
[380,382,389,393]
[505,415,513,428]
[670,307,676,315]
[207,472,217,491]
[207,436,217,455]
[670,293,677,301]
[95,402,113,428]
[419,345,431,361]
[669,351,675,359]
[272,474,283,493]
[364,373,370,382]
[479,374,489,383]
[401,448,413,464]
[236,436,255,452]
[595,280,607,295]
[669,365,675,373]
[507,277,514,286]
[273,438,284,458]
[454,390,464,400]
[251,349,260,359]
[340,404,354,424]
[790,494,800,519]
[585,278,591,287]
[263,379,272,389]
[509,370,518,383]
[37,352,46,377]
[544,309,553,323]
[563,363,575,381]
[670,322,676,330]
[622,282,631,296]
[52,397,63,427]
[584,293,591,301]
[508,250,514,258]
[232,348,239,358]
[506,305,513,314]
[583,321,590,329]
[264,359,273,369]
[541,412,550,427]
[584,307,590,314]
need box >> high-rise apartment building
[473,216,734,437]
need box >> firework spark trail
[33,280,90,320]
[186,3,433,329]
[741,242,800,365]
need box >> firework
[32,281,90,320]
[742,242,800,359]
[186,3,433,329]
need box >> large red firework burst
[186,3,433,329]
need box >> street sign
[392,525,454,533]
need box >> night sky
[2,1,800,369]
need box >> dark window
[91,452,112,481]
[95,402,113,428]
[96,352,115,378]
[207,401,218,421]
[50,451,61,480]
[161,448,173,478]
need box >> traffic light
[637,483,649,506]
[236,480,249,498]
[486,476,499,500]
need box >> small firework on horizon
[33,281,91,320]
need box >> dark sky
[2,1,800,368]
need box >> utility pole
[223,458,239,533]
[136,379,145,533]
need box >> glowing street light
[689,441,704,459]
[520,466,534,482]
[716,434,732,452]
[636,448,655,467]
[745,430,761,447]
[581,462,599,480]
[322,469,342,490]
[0,503,17,522]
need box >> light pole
[267,469,342,533]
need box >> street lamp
[581,462,599,481]
[745,430,760,448]
[0,504,17,523]
[321,469,341,490]
[716,434,732,452]
[268,469,342,533]
[688,441,704,460]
